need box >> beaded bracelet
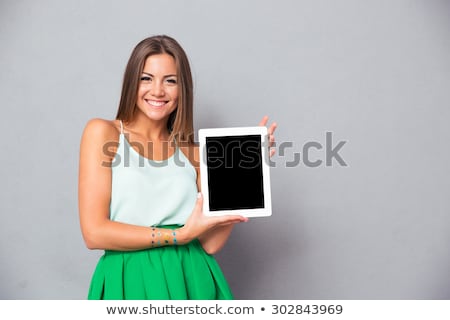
[150,228,177,248]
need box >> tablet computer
[198,126,272,217]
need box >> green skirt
[87,239,233,300]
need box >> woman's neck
[125,114,171,142]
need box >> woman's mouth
[146,100,167,107]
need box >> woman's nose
[150,81,164,96]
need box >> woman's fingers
[269,131,275,146]
[258,116,277,155]
[188,193,203,217]
[266,119,277,157]
[259,115,269,127]
[212,215,248,227]
[270,148,276,158]
[259,116,277,134]
[195,193,247,225]
[268,122,277,137]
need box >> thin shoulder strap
[119,120,123,134]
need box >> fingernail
[197,192,202,199]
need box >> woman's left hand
[259,115,277,157]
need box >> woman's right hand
[177,193,248,244]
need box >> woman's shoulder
[80,119,122,154]
[81,118,121,141]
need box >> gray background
[1,0,449,299]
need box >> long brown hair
[115,35,194,144]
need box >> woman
[78,35,277,299]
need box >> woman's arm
[78,118,162,251]
[198,225,235,255]
[79,119,245,251]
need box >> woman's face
[136,53,179,123]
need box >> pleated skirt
[87,239,233,300]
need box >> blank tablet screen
[205,135,264,211]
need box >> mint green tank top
[109,121,198,227]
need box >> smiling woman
[136,54,179,126]
[77,34,277,300]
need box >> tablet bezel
[198,126,272,218]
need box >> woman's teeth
[147,100,166,107]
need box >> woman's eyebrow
[142,72,177,77]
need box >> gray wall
[1,0,449,299]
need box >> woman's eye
[140,76,151,82]
[166,78,177,84]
